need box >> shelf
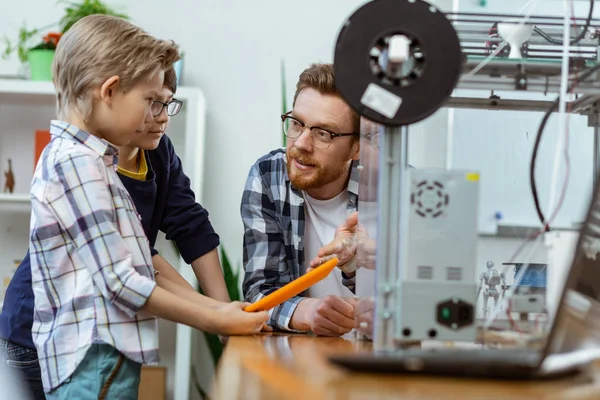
[445,95,600,114]
[0,79,55,104]
[0,193,30,203]
[0,79,55,96]
[0,193,30,213]
[0,79,202,102]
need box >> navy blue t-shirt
[0,135,219,349]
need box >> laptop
[329,178,600,379]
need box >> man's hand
[292,296,357,336]
[354,296,375,339]
[357,238,377,270]
[309,212,360,274]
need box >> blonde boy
[30,15,267,399]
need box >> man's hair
[292,63,359,134]
[52,14,180,120]
[163,66,177,94]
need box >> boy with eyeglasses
[115,67,232,307]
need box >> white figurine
[476,261,506,318]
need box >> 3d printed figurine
[476,260,506,318]
[3,159,14,193]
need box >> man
[242,63,361,336]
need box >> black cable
[533,0,594,45]
[530,97,560,232]
[530,62,600,231]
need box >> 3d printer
[333,0,600,351]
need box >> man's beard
[286,147,351,190]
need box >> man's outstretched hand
[309,212,360,274]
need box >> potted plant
[1,0,128,80]
[27,32,62,81]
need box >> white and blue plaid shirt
[30,121,159,392]
[241,149,359,331]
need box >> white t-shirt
[302,190,354,298]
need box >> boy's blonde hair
[52,14,180,120]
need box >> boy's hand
[214,301,269,335]
[219,321,273,345]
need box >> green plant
[220,246,242,301]
[191,365,212,400]
[196,246,241,372]
[1,24,53,63]
[2,0,128,64]
[59,0,127,32]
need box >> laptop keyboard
[329,348,543,377]
[397,347,541,364]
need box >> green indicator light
[441,307,451,320]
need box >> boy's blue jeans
[0,338,46,400]
[46,343,141,400]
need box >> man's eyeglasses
[281,113,358,150]
[361,131,380,150]
[151,98,183,117]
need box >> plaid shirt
[30,121,159,392]
[241,149,359,331]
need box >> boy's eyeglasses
[151,98,183,117]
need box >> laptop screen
[546,181,600,356]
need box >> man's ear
[99,75,120,106]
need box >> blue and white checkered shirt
[241,149,359,331]
[30,121,159,393]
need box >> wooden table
[213,334,600,400]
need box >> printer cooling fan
[411,180,449,218]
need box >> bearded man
[241,63,362,337]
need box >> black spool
[334,0,463,127]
